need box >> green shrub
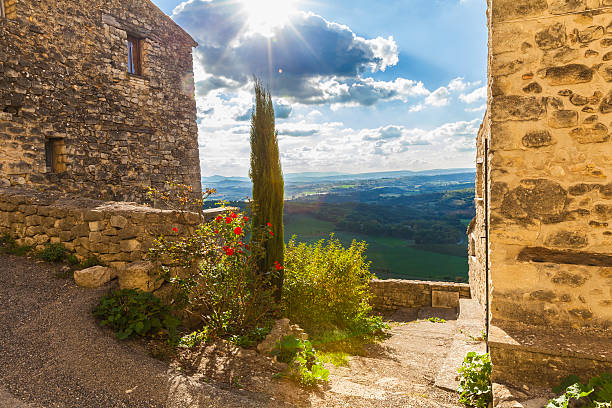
[428,317,446,323]
[273,336,329,387]
[547,373,612,408]
[282,235,378,336]
[0,233,32,256]
[178,328,209,349]
[457,352,492,408]
[38,243,67,263]
[93,289,180,341]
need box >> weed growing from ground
[93,289,180,341]
[457,352,492,408]
[38,243,67,263]
[0,233,32,256]
[428,317,446,323]
[547,372,612,408]
[273,335,329,387]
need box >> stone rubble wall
[0,187,218,270]
[370,279,471,311]
[484,0,612,331]
[0,0,200,203]
[469,119,490,308]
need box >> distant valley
[203,169,476,282]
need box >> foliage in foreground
[273,335,329,387]
[547,373,612,408]
[38,243,68,262]
[283,235,382,338]
[0,233,32,256]
[457,352,492,408]
[93,289,180,340]
[249,78,285,297]
[149,208,278,338]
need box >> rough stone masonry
[472,0,612,391]
[0,0,201,203]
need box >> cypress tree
[249,78,284,298]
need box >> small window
[1,1,5,18]
[127,35,143,76]
[45,138,66,173]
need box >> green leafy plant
[428,317,446,323]
[457,352,492,408]
[178,328,209,349]
[283,235,382,338]
[228,326,271,348]
[0,233,32,256]
[273,336,329,387]
[93,289,180,341]
[38,243,67,263]
[548,373,612,408]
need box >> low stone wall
[370,279,471,311]
[0,187,222,270]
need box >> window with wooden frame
[45,138,66,173]
[127,35,143,76]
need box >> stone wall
[370,279,471,311]
[0,0,201,203]
[479,0,612,389]
[0,187,221,270]
[486,0,612,333]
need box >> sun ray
[240,0,298,36]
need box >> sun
[240,0,298,36]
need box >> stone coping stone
[489,323,612,363]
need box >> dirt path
[0,254,476,407]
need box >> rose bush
[149,209,279,337]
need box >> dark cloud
[172,0,423,106]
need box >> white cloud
[459,86,487,104]
[425,87,451,107]
[465,104,486,113]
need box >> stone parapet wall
[0,187,219,270]
[370,279,471,311]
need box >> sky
[151,0,488,177]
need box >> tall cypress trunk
[249,78,284,300]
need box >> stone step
[434,299,486,392]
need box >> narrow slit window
[1,0,6,18]
[45,138,66,173]
[127,35,143,76]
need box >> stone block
[118,261,162,292]
[74,266,112,288]
[432,291,460,309]
[110,215,128,229]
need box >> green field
[285,214,468,282]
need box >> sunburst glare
[240,0,298,36]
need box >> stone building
[0,0,201,203]
[472,0,612,390]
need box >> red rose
[214,230,219,234]
[269,231,274,236]
[223,246,234,256]
[215,216,223,222]
[172,227,179,233]
[230,212,238,219]
[243,216,249,222]
[226,217,232,224]
[234,227,242,235]
[267,222,272,227]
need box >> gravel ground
[0,254,464,408]
[0,254,289,408]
